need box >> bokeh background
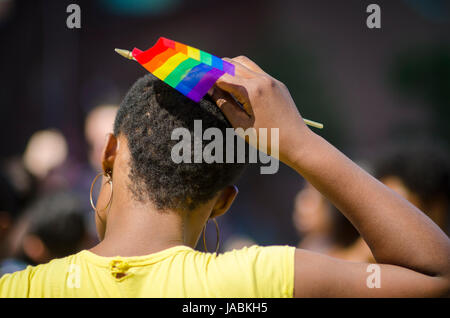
[0,0,449,272]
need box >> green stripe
[164,58,201,88]
[200,51,212,66]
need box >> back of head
[26,191,87,258]
[114,74,247,211]
[374,141,450,206]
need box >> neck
[90,190,210,257]
[93,212,183,258]
[89,195,205,257]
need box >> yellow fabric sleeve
[0,266,33,297]
[202,245,296,297]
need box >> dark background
[0,0,449,247]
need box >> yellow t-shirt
[0,245,295,298]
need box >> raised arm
[211,56,450,297]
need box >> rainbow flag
[131,37,235,102]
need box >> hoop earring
[89,169,113,214]
[202,218,220,254]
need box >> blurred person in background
[80,105,119,238]
[0,191,89,276]
[85,104,119,171]
[22,129,69,192]
[321,141,450,263]
[318,142,450,262]
[293,182,372,262]
[293,182,334,253]
[19,107,117,198]
[0,159,36,264]
[374,141,450,235]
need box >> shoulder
[182,244,295,269]
[220,245,296,280]
[220,244,295,260]
[198,245,296,297]
[0,252,81,297]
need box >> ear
[210,185,239,219]
[101,133,118,174]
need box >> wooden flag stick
[302,119,324,129]
[114,48,324,129]
[115,48,136,60]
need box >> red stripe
[160,37,175,49]
[131,48,143,56]
[142,48,178,73]
[133,37,172,64]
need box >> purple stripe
[222,60,235,76]
[175,63,212,97]
[186,68,225,102]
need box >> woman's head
[374,141,450,231]
[93,74,247,242]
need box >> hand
[210,56,312,165]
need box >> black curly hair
[26,191,87,259]
[374,141,450,206]
[113,74,247,211]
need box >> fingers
[209,86,251,127]
[212,56,267,119]
[228,56,266,75]
[214,73,251,109]
[222,57,256,79]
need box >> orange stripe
[175,42,188,55]
[142,48,177,73]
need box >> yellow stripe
[187,46,201,61]
[153,52,189,80]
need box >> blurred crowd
[1,102,449,277]
[0,105,118,276]
[292,142,450,262]
[1,0,449,278]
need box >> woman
[1,56,449,297]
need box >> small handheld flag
[115,37,323,129]
[118,37,234,103]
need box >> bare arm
[291,131,450,297]
[212,56,450,297]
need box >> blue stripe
[211,55,223,70]
[175,63,213,96]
